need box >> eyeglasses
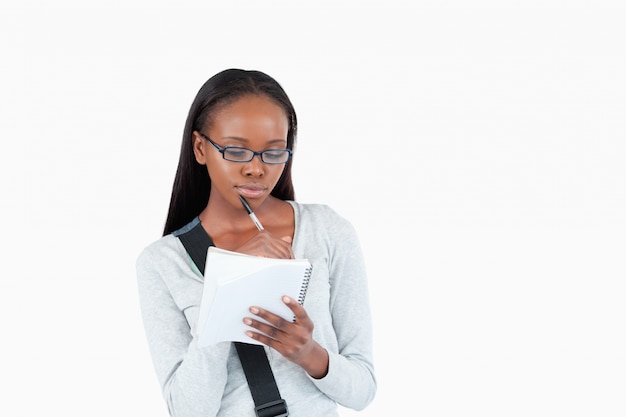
[198,132,292,164]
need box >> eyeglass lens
[223,147,290,163]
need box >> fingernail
[250,307,259,314]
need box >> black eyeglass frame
[198,132,292,164]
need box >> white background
[1,1,625,416]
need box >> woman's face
[193,94,289,210]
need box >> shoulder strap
[177,221,289,417]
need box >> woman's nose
[243,154,265,177]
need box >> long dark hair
[162,69,298,236]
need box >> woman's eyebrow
[222,136,287,145]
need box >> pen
[239,195,264,231]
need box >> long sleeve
[136,240,230,417]
[292,204,377,410]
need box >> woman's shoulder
[137,217,199,262]
[288,201,357,235]
[136,233,180,266]
[289,200,344,221]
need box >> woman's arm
[300,206,377,410]
[136,244,230,417]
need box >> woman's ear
[192,131,207,165]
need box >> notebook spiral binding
[297,265,313,306]
[292,265,313,322]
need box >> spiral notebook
[197,246,313,347]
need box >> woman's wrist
[302,342,329,379]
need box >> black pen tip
[238,195,252,213]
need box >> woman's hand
[243,296,329,379]
[234,232,294,259]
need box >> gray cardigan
[137,201,376,417]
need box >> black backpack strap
[234,343,288,417]
[176,220,289,417]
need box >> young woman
[136,69,376,416]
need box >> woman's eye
[224,148,251,160]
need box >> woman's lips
[236,186,266,199]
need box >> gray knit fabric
[136,202,376,417]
